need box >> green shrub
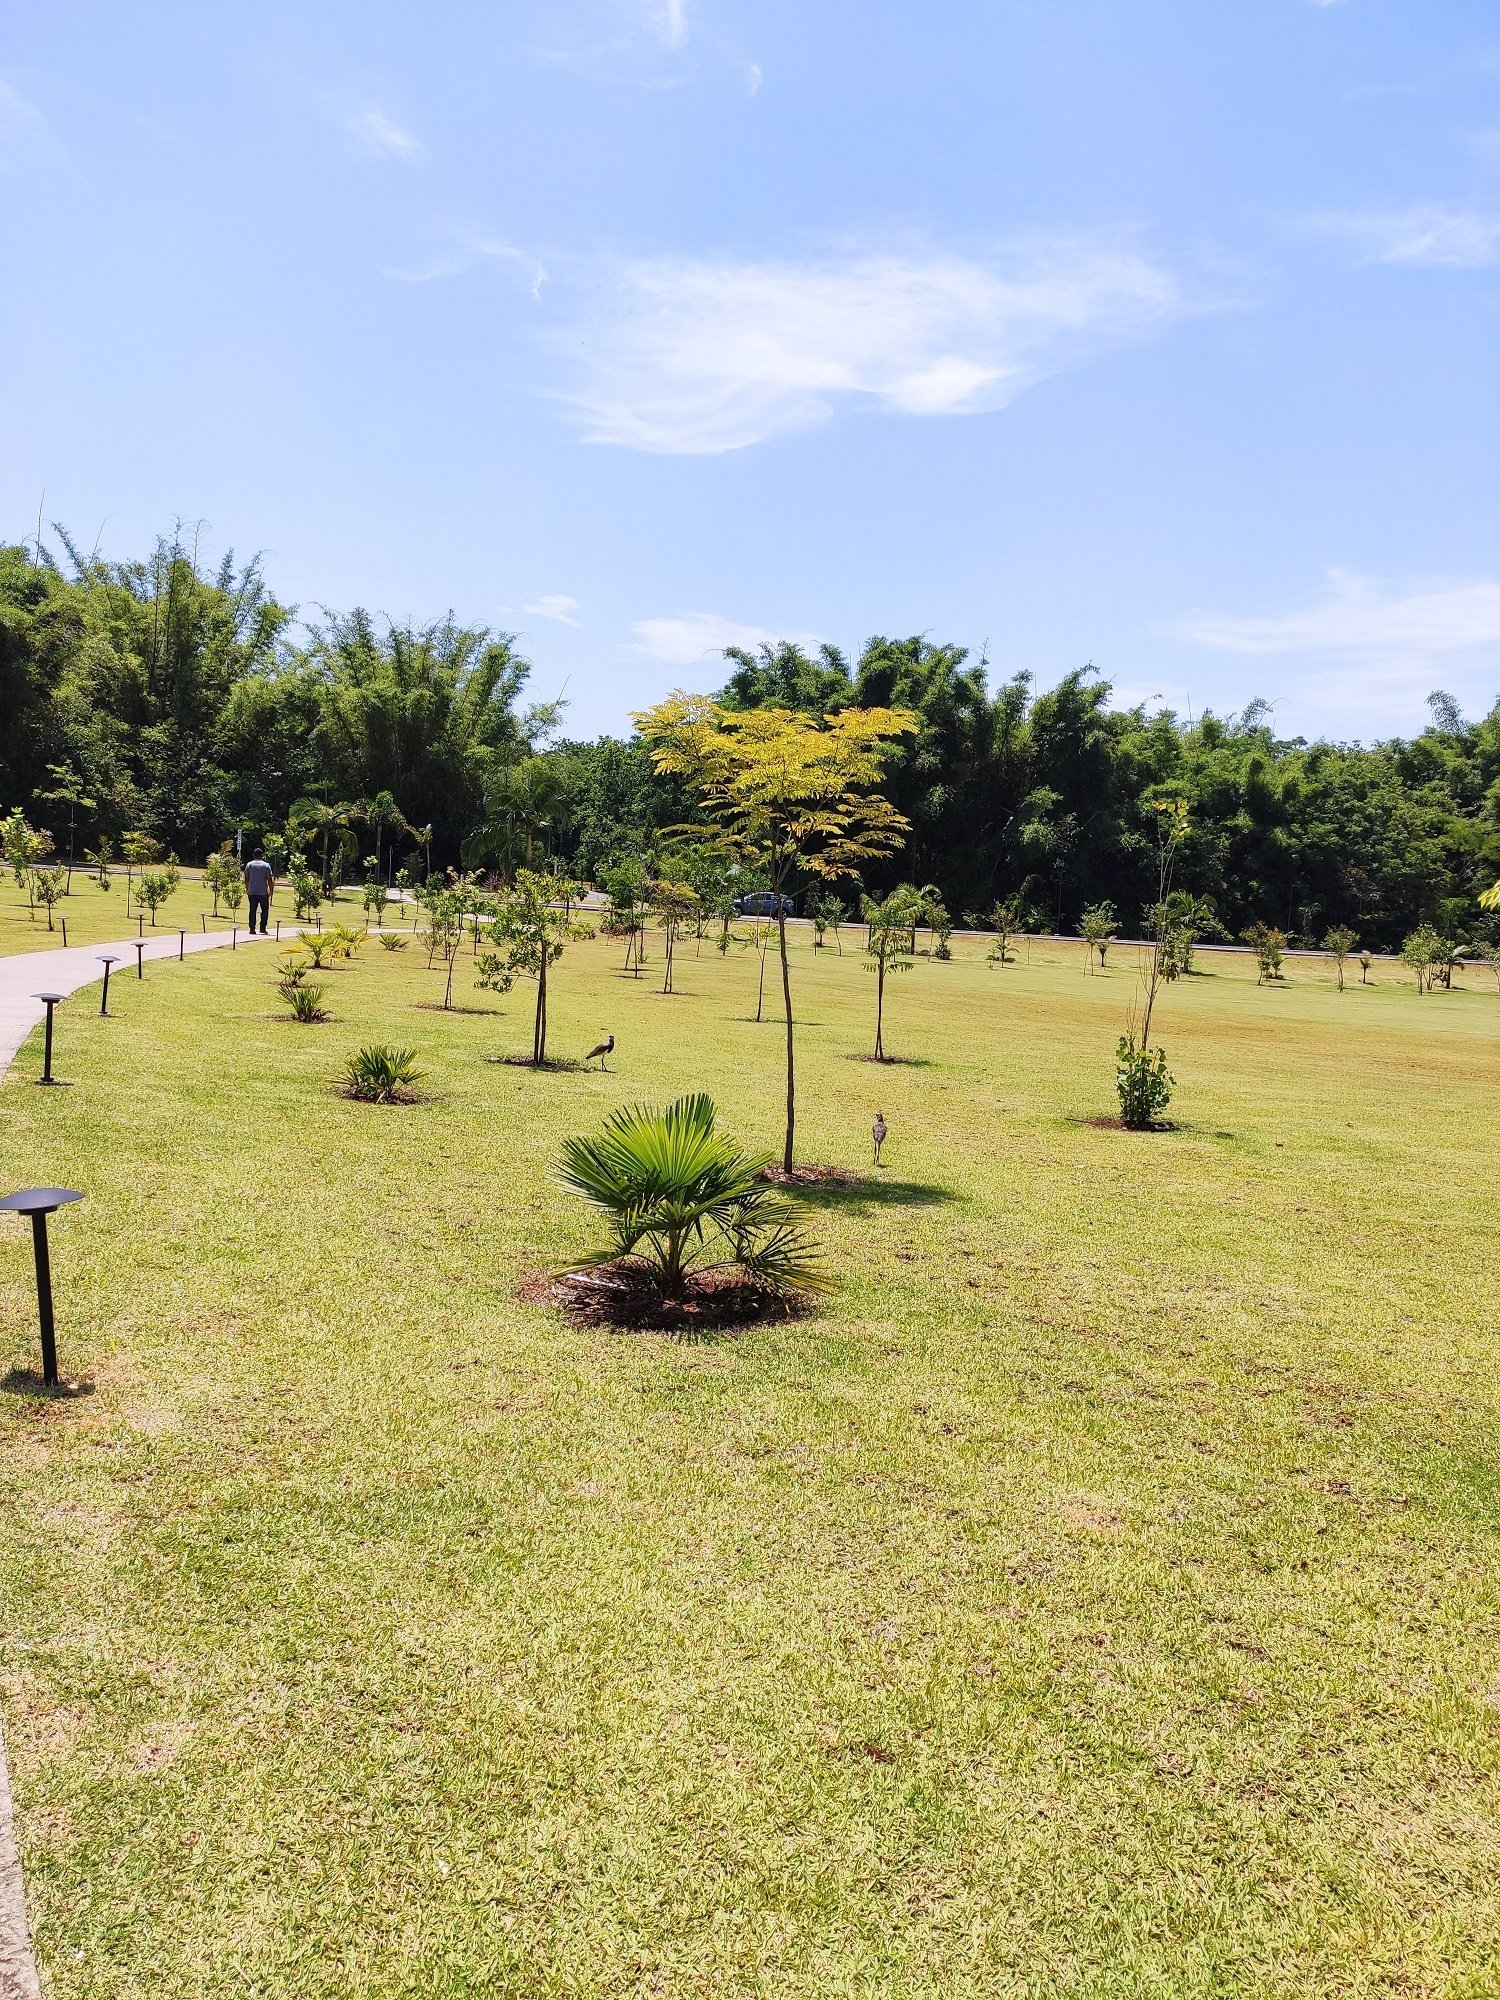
[1241,921,1286,984]
[279,979,329,1023]
[339,1045,424,1103]
[379,932,408,951]
[1115,1037,1174,1129]
[555,1093,829,1300]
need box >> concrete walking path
[0,925,276,1077]
[0,920,273,1998]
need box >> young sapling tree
[1242,922,1286,985]
[862,885,922,1060]
[636,694,915,1174]
[1116,799,1190,1129]
[651,879,699,995]
[134,862,181,926]
[476,869,591,1064]
[1324,925,1357,991]
[32,865,66,931]
[1078,902,1118,973]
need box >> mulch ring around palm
[521,1260,816,1332]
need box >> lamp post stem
[42,1002,55,1083]
[100,964,111,1015]
[32,1213,57,1387]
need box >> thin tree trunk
[778,911,795,1173]
[756,930,768,1022]
[535,956,547,1065]
[874,953,885,1060]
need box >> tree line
[3,527,1498,949]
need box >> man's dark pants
[247,894,269,934]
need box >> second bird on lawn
[586,1034,615,1071]
[872,1111,887,1166]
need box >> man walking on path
[244,849,275,935]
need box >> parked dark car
[735,891,795,918]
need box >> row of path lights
[14,925,181,1384]
[16,915,276,1387]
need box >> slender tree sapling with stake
[636,695,915,1174]
[476,870,591,1064]
[862,885,922,1061]
[34,763,94,891]
[1324,926,1357,992]
[1078,902,1118,974]
[1115,800,1189,1129]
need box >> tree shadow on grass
[487,1055,585,1072]
[779,1175,962,1214]
[1,1369,95,1400]
[414,1002,506,1016]
[842,1052,938,1068]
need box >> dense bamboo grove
[2,529,1497,946]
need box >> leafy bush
[555,1093,830,1299]
[1078,901,1117,972]
[279,978,329,1023]
[289,864,323,921]
[135,862,181,925]
[1323,925,1357,991]
[31,866,66,929]
[1241,921,1286,984]
[296,930,336,968]
[1401,923,1446,992]
[1115,1037,1174,1129]
[326,923,367,961]
[339,1045,424,1102]
[379,932,408,951]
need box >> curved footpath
[0,925,274,1076]
[0,923,273,2000]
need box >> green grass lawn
[0,867,337,956]
[1,922,1497,1998]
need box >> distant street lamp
[133,940,146,979]
[0,1187,84,1387]
[98,956,118,1016]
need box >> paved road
[0,926,275,1077]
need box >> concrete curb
[0,1711,40,2000]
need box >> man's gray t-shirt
[244,859,274,897]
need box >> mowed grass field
[0,919,1497,1998]
[0,867,268,956]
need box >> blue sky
[3,1,1498,741]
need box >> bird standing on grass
[872,1110,887,1166]
[586,1034,615,1071]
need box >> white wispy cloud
[630,612,824,665]
[0,76,74,176]
[523,594,582,626]
[347,107,424,162]
[1183,570,1500,658]
[1182,570,1500,722]
[563,240,1192,453]
[382,227,545,289]
[659,0,690,49]
[1311,204,1500,267]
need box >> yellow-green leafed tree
[1481,881,1500,910]
[634,694,917,1174]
